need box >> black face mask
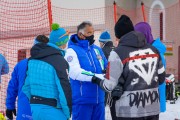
[85,35,95,45]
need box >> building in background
[105,0,180,81]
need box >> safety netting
[0,0,180,119]
[0,0,50,114]
[52,5,106,46]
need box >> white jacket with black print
[99,31,165,118]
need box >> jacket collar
[69,34,93,50]
[47,43,65,56]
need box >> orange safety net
[0,0,50,113]
[52,5,106,46]
[0,0,180,119]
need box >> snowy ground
[159,99,180,120]
[105,98,180,120]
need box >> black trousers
[110,99,118,120]
[116,115,159,120]
[110,100,159,120]
[166,82,175,100]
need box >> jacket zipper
[86,53,92,66]
[89,51,96,72]
[89,48,98,104]
[86,50,98,102]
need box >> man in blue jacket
[6,35,49,120]
[65,21,108,120]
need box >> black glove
[6,109,16,119]
[92,76,103,85]
[111,85,123,100]
[102,69,106,74]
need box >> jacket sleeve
[160,53,166,69]
[100,51,123,92]
[1,54,9,75]
[22,72,31,100]
[54,58,72,119]
[65,48,96,82]
[6,64,18,110]
[157,55,166,85]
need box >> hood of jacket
[119,31,146,48]
[30,43,62,59]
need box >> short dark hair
[77,21,92,33]
[36,35,49,43]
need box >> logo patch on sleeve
[67,56,73,62]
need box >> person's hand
[111,85,123,100]
[91,74,104,85]
[6,109,16,120]
[102,69,106,74]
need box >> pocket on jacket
[70,80,81,98]
[82,82,97,98]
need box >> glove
[92,75,104,85]
[111,85,123,100]
[6,109,16,120]
[102,69,106,74]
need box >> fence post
[113,1,117,24]
[141,2,146,22]
[47,0,53,31]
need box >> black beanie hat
[114,15,134,39]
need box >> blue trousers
[72,103,105,120]
[159,82,166,112]
[16,97,32,120]
[30,104,67,120]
